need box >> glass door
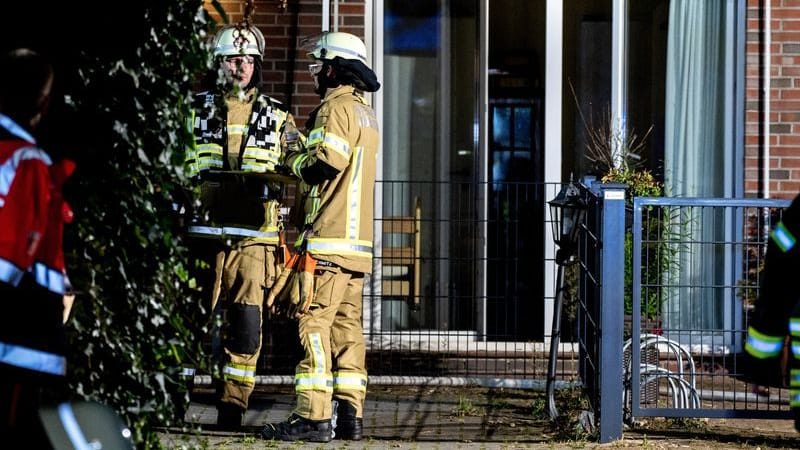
[380,0,480,332]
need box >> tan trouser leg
[331,274,367,416]
[293,268,352,420]
[217,244,273,409]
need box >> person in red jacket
[0,48,75,447]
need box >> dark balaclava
[329,56,380,93]
[314,57,380,98]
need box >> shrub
[20,2,222,447]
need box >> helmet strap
[314,62,340,98]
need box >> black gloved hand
[274,164,293,176]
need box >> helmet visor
[300,32,326,60]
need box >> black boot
[216,402,244,430]
[333,398,363,441]
[260,414,332,442]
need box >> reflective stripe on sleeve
[745,326,784,359]
[32,262,65,295]
[792,369,800,386]
[306,128,324,147]
[321,133,351,159]
[792,391,800,408]
[0,341,66,376]
[792,372,800,407]
[0,257,25,287]
[790,319,800,337]
[0,113,36,144]
[0,145,51,196]
[772,222,797,253]
[290,153,310,178]
[305,185,320,225]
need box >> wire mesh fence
[201,181,798,439]
[259,180,578,385]
[628,197,793,420]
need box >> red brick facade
[207,0,366,122]
[209,1,795,200]
[746,0,800,199]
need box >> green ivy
[45,2,222,448]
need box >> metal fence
[364,180,555,382]
[259,180,579,387]
[573,182,627,441]
[627,197,793,422]
[250,182,796,442]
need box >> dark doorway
[487,0,546,340]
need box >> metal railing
[258,180,578,386]
[573,182,627,442]
[628,197,792,422]
[245,182,798,442]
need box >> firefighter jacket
[184,89,295,245]
[744,194,800,394]
[0,113,73,379]
[284,86,379,273]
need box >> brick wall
[746,0,800,199]
[207,0,366,124]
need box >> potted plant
[571,83,672,335]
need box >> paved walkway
[159,385,800,449]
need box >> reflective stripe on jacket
[0,341,66,376]
[184,90,295,243]
[0,115,73,294]
[0,115,71,379]
[185,90,289,177]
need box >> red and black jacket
[0,114,74,378]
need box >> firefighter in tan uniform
[184,24,298,428]
[260,31,380,442]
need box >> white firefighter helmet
[304,31,368,67]
[213,25,265,59]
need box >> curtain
[663,0,727,336]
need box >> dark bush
[3,2,221,447]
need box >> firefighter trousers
[200,241,278,411]
[292,266,367,421]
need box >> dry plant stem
[568,79,653,174]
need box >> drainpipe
[321,0,339,32]
[763,0,771,199]
[611,0,628,169]
[322,0,329,31]
[284,1,299,110]
[333,0,339,32]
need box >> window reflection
[493,107,511,147]
[382,0,479,332]
[514,108,531,147]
